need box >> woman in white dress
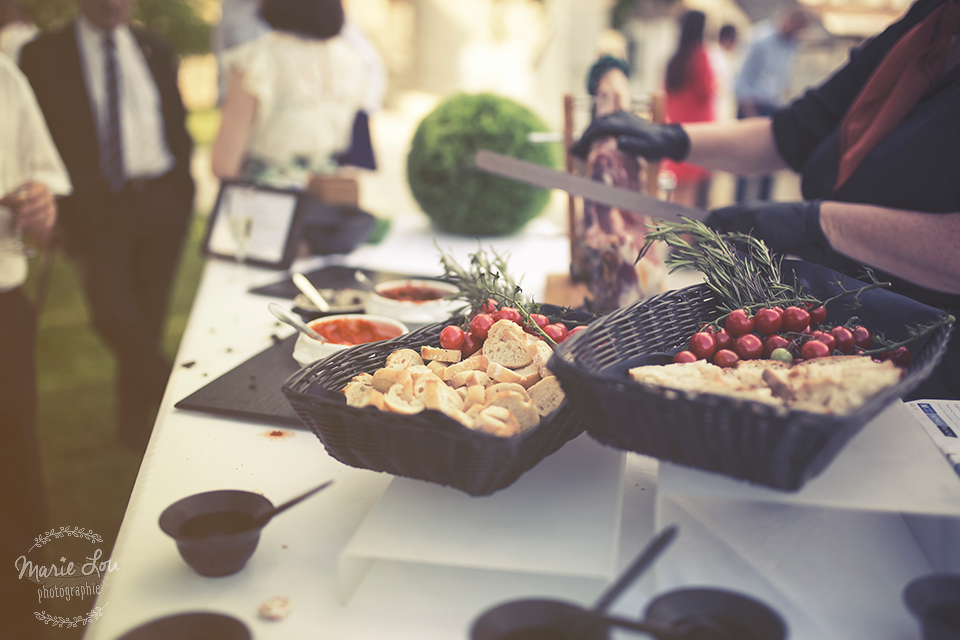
[212,0,367,188]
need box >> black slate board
[174,334,306,428]
[248,265,427,300]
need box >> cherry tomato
[495,307,523,325]
[725,309,755,337]
[688,332,717,360]
[889,346,912,368]
[549,323,568,341]
[542,323,567,343]
[528,313,549,330]
[852,325,872,349]
[770,347,794,364]
[673,351,698,364]
[762,334,790,358]
[810,330,836,352]
[469,313,495,340]
[781,306,811,333]
[800,339,830,360]
[831,326,855,354]
[808,306,827,328]
[713,349,740,368]
[479,299,499,314]
[734,333,763,360]
[439,325,465,350]
[713,328,733,351]
[754,307,783,335]
[566,325,588,340]
[461,332,480,357]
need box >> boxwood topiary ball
[407,92,559,236]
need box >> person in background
[708,23,739,121]
[587,54,632,120]
[733,7,810,202]
[211,0,367,187]
[572,0,960,400]
[20,0,195,451]
[211,0,271,101]
[662,10,716,208]
[0,52,71,635]
[0,0,38,62]
[335,18,386,170]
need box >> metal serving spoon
[268,302,324,341]
[292,272,331,313]
[353,269,377,293]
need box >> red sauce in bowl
[310,318,402,345]
[378,284,449,303]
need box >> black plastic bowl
[159,490,273,577]
[470,599,608,640]
[115,612,250,640]
[644,588,787,640]
[904,574,960,640]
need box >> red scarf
[835,0,960,191]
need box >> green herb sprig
[436,243,558,345]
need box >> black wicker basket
[549,260,953,491]
[282,317,586,496]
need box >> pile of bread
[629,355,903,415]
[342,319,566,436]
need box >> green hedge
[407,93,559,236]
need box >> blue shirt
[734,21,799,107]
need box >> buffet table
[83,216,960,640]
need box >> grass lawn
[22,111,214,639]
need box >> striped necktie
[101,33,125,193]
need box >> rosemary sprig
[436,242,532,315]
[638,218,818,316]
[435,243,558,345]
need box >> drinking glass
[224,186,255,267]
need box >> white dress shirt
[0,54,71,292]
[75,14,174,182]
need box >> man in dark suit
[20,0,195,449]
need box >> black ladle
[592,524,678,613]
[246,479,334,532]
[470,525,679,640]
[571,524,679,638]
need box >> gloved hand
[705,200,831,263]
[570,111,690,161]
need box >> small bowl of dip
[364,279,462,329]
[292,314,408,366]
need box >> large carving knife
[474,149,710,223]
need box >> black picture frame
[202,180,307,270]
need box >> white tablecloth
[81,216,958,640]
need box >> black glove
[705,200,831,263]
[570,111,690,161]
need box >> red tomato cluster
[673,305,909,369]
[438,300,586,356]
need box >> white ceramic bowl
[363,279,462,330]
[293,314,408,367]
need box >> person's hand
[0,182,57,245]
[705,200,830,263]
[570,110,690,161]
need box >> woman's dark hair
[665,11,706,92]
[260,0,345,40]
